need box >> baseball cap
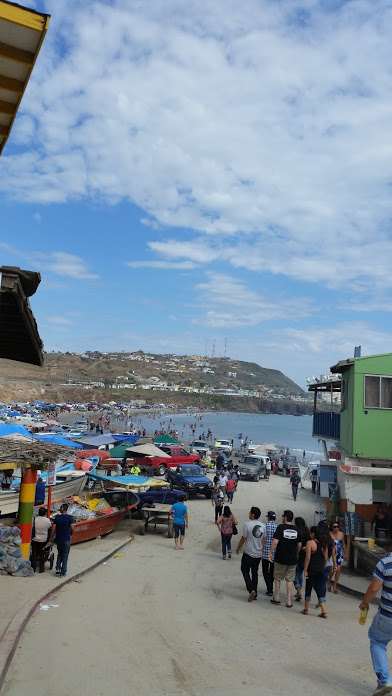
[266,511,276,518]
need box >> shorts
[274,562,296,582]
[174,524,185,539]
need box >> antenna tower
[211,339,216,359]
[224,337,227,358]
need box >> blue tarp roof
[88,472,150,487]
[0,423,32,437]
[111,435,151,445]
[33,434,82,448]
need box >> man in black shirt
[269,510,301,608]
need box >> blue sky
[1,0,392,388]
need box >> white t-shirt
[33,516,52,543]
[242,520,265,558]
[219,475,228,487]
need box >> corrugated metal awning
[0,0,50,155]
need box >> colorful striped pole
[17,467,37,559]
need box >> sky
[1,0,392,389]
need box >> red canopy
[77,449,111,460]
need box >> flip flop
[295,596,302,602]
[286,604,293,608]
[318,612,328,619]
[300,609,308,615]
[270,598,281,605]
[333,589,338,594]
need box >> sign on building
[344,512,358,536]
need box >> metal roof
[0,265,44,365]
[0,0,50,155]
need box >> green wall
[342,354,392,459]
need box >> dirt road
[2,474,375,696]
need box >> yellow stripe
[19,483,36,503]
[20,542,30,559]
[0,1,49,32]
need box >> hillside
[0,351,305,409]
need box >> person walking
[290,469,301,501]
[327,521,347,593]
[226,474,236,503]
[34,476,46,505]
[171,495,188,550]
[236,506,265,602]
[212,478,224,522]
[265,458,272,481]
[49,503,75,578]
[294,517,311,602]
[269,510,301,608]
[31,508,52,574]
[219,470,228,499]
[360,552,392,696]
[262,511,278,596]
[216,505,238,559]
[300,526,328,619]
[310,469,318,495]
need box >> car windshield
[179,466,202,476]
[216,440,230,446]
[242,457,260,465]
[193,442,207,447]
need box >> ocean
[124,411,323,460]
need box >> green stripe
[18,501,34,525]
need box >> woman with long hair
[294,517,310,602]
[216,505,238,560]
[300,526,329,619]
[327,520,347,593]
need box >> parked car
[165,465,214,498]
[277,454,300,477]
[191,440,210,457]
[238,454,269,481]
[214,439,233,455]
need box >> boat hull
[0,475,87,517]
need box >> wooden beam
[0,124,8,136]
[0,74,24,93]
[0,3,49,32]
[0,98,14,114]
[0,41,34,65]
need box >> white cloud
[0,244,99,281]
[33,212,42,223]
[193,273,314,328]
[46,316,73,326]
[0,0,391,297]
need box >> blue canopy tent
[111,435,152,445]
[88,472,150,487]
[79,435,117,449]
[0,423,32,438]
[33,434,83,448]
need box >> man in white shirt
[31,507,52,574]
[219,471,228,499]
[236,507,265,601]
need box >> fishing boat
[35,491,139,544]
[0,464,88,517]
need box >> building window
[364,375,392,409]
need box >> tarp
[80,435,117,448]
[154,435,180,444]
[126,444,170,458]
[33,434,82,448]
[112,435,152,445]
[89,472,169,489]
[0,423,32,438]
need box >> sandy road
[3,474,377,696]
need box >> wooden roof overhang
[0,265,44,365]
[308,380,342,394]
[0,0,50,155]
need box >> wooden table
[139,503,174,537]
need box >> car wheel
[157,464,166,476]
[193,460,199,466]
[254,474,260,482]
[205,491,212,499]
[168,521,174,538]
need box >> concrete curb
[337,581,380,605]
[0,536,133,694]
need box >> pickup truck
[214,439,232,455]
[238,455,269,481]
[165,465,214,498]
[276,454,300,477]
[143,445,201,477]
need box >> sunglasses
[332,525,339,529]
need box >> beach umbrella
[107,442,133,458]
[77,449,111,460]
[126,443,170,458]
